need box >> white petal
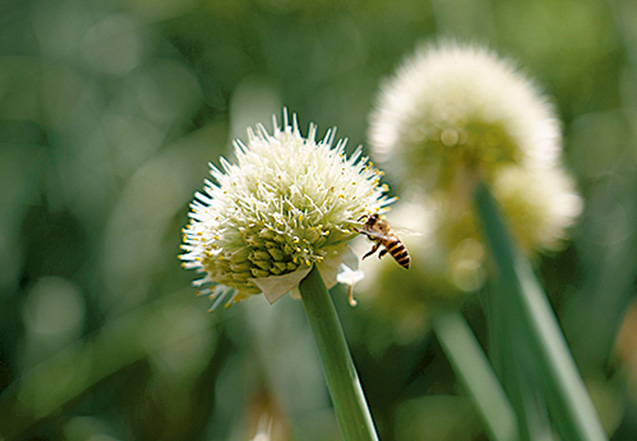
[336,264,365,286]
[250,267,312,305]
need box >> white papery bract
[369,42,561,193]
[180,111,392,308]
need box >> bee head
[356,213,380,223]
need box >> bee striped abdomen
[386,238,411,269]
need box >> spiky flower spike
[180,110,392,308]
[369,42,561,194]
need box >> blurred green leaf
[0,291,219,440]
[433,310,519,441]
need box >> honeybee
[353,213,411,269]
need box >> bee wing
[391,226,422,238]
[352,222,420,240]
[356,227,392,241]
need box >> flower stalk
[473,180,607,441]
[299,265,378,441]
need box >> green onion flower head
[365,42,582,297]
[180,111,392,308]
[369,42,560,196]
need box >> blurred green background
[1,0,637,439]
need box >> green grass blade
[299,266,379,441]
[473,181,607,441]
[433,310,519,441]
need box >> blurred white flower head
[368,42,561,194]
[363,41,583,302]
[180,110,393,308]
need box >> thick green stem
[473,180,607,441]
[299,266,378,441]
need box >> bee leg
[378,248,388,259]
[362,242,381,260]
